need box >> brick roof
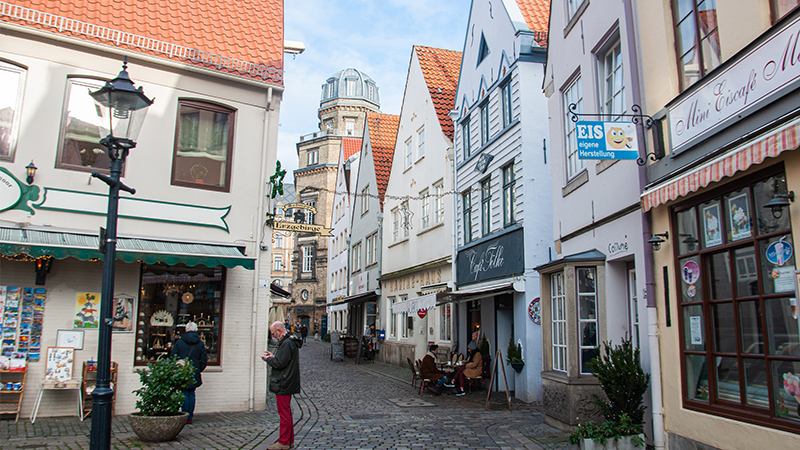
[415,46,462,141]
[514,0,549,46]
[342,137,362,161]
[366,112,399,211]
[0,0,283,84]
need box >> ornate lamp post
[89,57,153,450]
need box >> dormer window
[346,78,357,96]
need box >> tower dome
[320,68,380,107]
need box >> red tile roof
[415,46,462,141]
[342,137,362,160]
[0,0,283,84]
[515,0,550,46]
[366,112,400,211]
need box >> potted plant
[569,336,650,450]
[129,355,196,442]
[506,336,524,373]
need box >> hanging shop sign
[576,121,639,160]
[529,297,541,325]
[456,228,523,285]
[272,221,333,236]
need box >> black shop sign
[456,228,523,286]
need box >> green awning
[0,227,254,270]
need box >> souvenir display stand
[0,368,26,422]
[31,378,82,423]
[81,361,117,419]
[31,347,81,423]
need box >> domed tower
[291,69,381,330]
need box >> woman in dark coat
[170,321,207,423]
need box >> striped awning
[391,293,437,315]
[0,227,254,269]
[641,116,800,212]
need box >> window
[401,200,410,238]
[366,233,378,266]
[392,207,400,242]
[672,0,720,90]
[417,127,425,159]
[400,295,410,338]
[389,297,397,337]
[352,242,362,272]
[477,33,490,66]
[481,178,491,236]
[57,77,111,171]
[421,189,430,229]
[577,267,598,374]
[772,0,800,22]
[171,100,235,191]
[503,163,516,226]
[302,247,313,273]
[346,78,357,96]
[273,255,283,271]
[275,235,284,249]
[366,303,377,332]
[0,61,26,161]
[307,149,319,166]
[675,170,800,431]
[440,304,452,341]
[331,271,336,292]
[136,264,225,365]
[462,120,472,159]
[628,268,639,348]
[304,200,316,224]
[480,104,489,145]
[599,42,625,119]
[405,138,413,169]
[434,182,445,224]
[463,191,473,243]
[501,82,513,128]
[551,273,567,372]
[564,77,585,180]
[273,279,282,287]
[346,120,355,136]
[567,0,586,19]
[361,186,369,215]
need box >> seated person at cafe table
[449,341,483,396]
[419,344,449,393]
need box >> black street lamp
[89,57,153,450]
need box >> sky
[277,0,472,176]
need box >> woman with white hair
[170,321,207,423]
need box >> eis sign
[575,121,639,160]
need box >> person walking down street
[419,344,448,394]
[262,321,303,450]
[300,323,308,343]
[170,321,207,424]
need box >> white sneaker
[456,390,466,396]
[443,382,455,388]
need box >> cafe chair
[407,357,420,388]
[457,353,464,363]
[451,353,459,364]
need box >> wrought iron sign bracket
[567,103,659,166]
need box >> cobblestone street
[0,341,574,449]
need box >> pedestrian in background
[262,321,303,450]
[170,321,207,424]
[300,323,308,343]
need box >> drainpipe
[622,1,665,448]
[249,86,274,411]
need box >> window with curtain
[172,100,235,191]
[672,0,720,91]
[552,272,567,372]
[0,61,26,162]
[57,77,111,171]
[564,77,584,180]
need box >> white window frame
[503,163,516,226]
[274,255,283,271]
[304,200,316,224]
[577,267,598,375]
[480,103,489,145]
[392,207,400,242]
[439,303,451,341]
[352,242,362,272]
[361,186,369,215]
[401,200,410,238]
[551,273,567,372]
[463,191,472,244]
[501,81,513,128]
[366,233,378,266]
[389,297,397,338]
[434,182,445,224]
[302,247,313,273]
[564,77,585,180]
[400,294,410,338]
[599,41,625,119]
[481,178,491,236]
[307,149,319,165]
[405,138,413,169]
[417,127,425,160]
[462,120,471,159]
[0,61,26,162]
[275,234,284,249]
[346,120,355,136]
[567,0,586,19]
[420,189,430,229]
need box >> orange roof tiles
[1,0,283,84]
[415,46,462,141]
[342,137,362,161]
[366,112,400,211]
[515,0,550,46]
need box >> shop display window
[673,169,800,431]
[135,264,225,366]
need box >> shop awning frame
[391,293,437,315]
[0,226,254,270]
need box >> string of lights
[272,184,493,202]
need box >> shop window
[440,303,452,341]
[578,267,598,374]
[674,170,800,431]
[56,77,113,172]
[552,273,567,372]
[366,303,377,332]
[772,0,800,22]
[136,264,225,366]
[0,61,26,162]
[171,100,235,191]
[672,0,720,91]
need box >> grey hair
[271,321,286,332]
[185,322,198,332]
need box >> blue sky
[278,0,471,175]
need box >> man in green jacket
[262,321,303,450]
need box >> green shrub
[506,336,523,364]
[588,336,650,425]
[322,333,331,342]
[133,355,196,416]
[568,414,644,446]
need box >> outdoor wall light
[764,179,794,219]
[25,161,37,184]
[648,231,669,251]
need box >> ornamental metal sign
[0,166,39,214]
[272,221,333,236]
[576,121,639,160]
[456,228,524,286]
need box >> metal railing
[299,128,363,142]
[0,1,282,84]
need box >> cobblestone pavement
[0,341,574,449]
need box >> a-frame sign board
[485,349,512,411]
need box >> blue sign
[576,121,639,160]
[766,239,794,266]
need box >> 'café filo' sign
[456,228,523,286]
[668,13,800,154]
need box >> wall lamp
[648,231,669,251]
[763,179,794,219]
[25,161,37,184]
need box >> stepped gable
[366,112,400,211]
[515,0,550,46]
[342,137,362,160]
[415,46,462,141]
[1,0,283,84]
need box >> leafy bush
[506,336,523,364]
[588,336,650,425]
[133,355,196,416]
[568,414,645,446]
[322,333,331,342]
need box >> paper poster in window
[702,203,722,247]
[728,193,752,241]
[774,265,796,293]
[74,292,100,329]
[112,297,135,332]
[690,316,703,345]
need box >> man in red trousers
[262,321,303,450]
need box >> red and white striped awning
[641,117,800,212]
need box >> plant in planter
[506,336,524,373]
[129,355,196,442]
[569,336,650,449]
